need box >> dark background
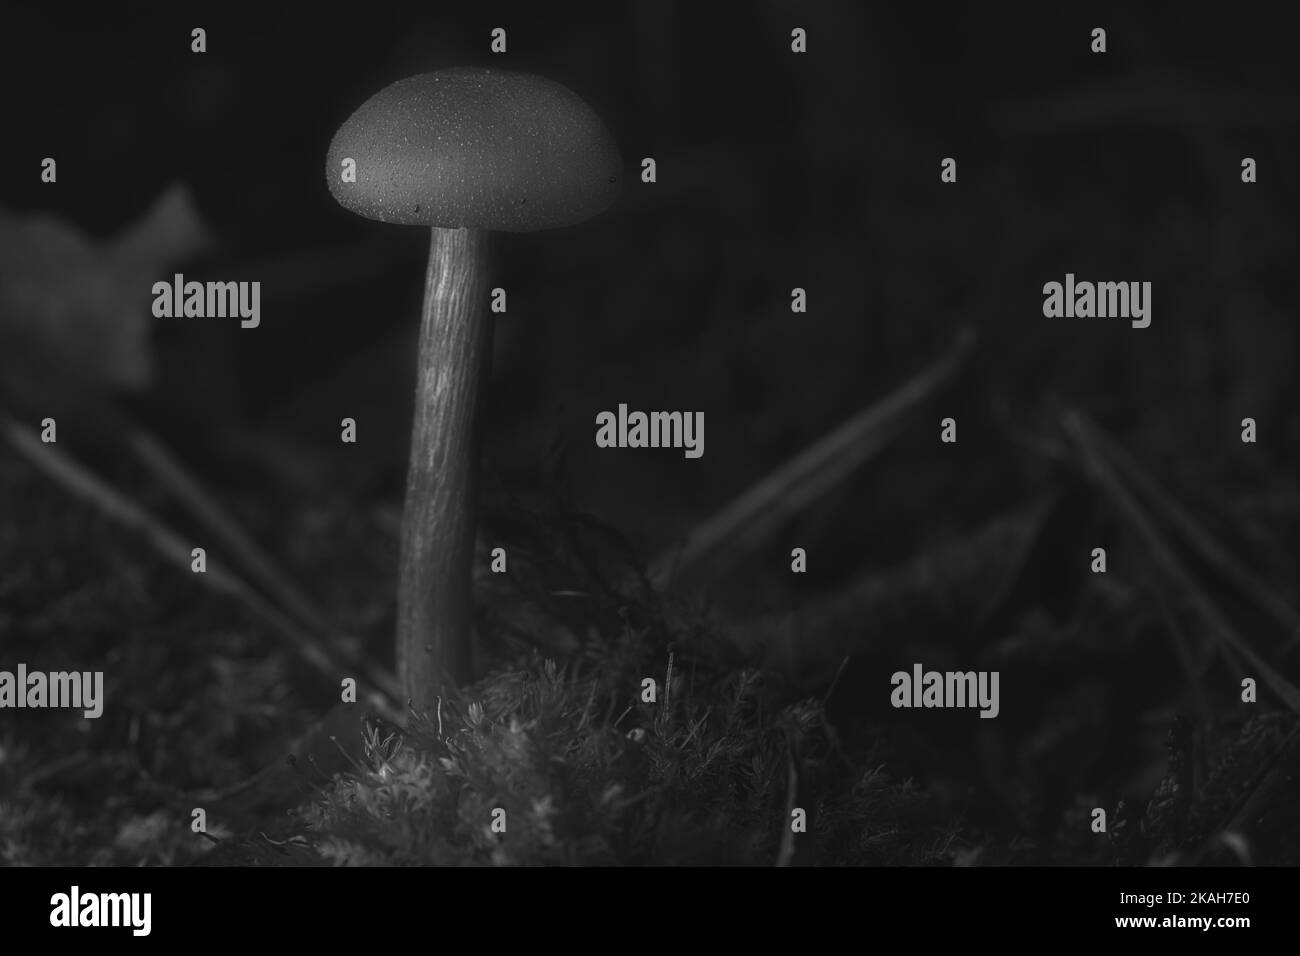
[1,2,1299,865]
[3,3,1296,598]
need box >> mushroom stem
[397,226,492,709]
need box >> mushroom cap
[326,68,622,232]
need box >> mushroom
[326,68,621,710]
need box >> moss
[296,632,957,866]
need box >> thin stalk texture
[397,226,491,710]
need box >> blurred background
[2,2,1299,864]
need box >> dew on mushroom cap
[326,67,623,232]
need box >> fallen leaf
[0,183,214,393]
